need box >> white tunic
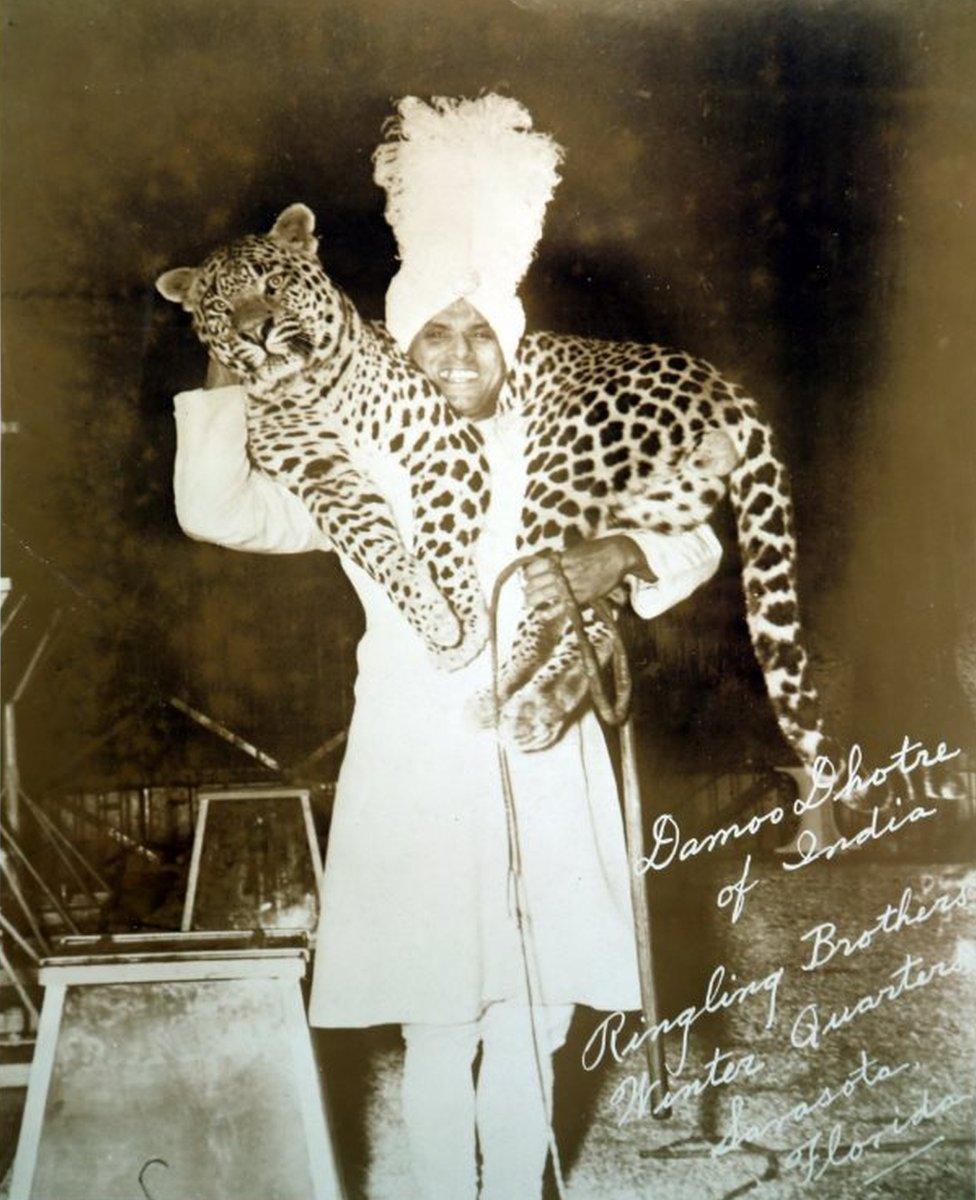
[173,386,722,1027]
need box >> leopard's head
[156,204,349,389]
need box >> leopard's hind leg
[496,608,620,752]
[467,606,565,729]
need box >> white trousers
[401,1001,575,1200]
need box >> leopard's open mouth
[287,332,315,358]
[261,328,314,362]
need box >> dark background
[2,0,974,792]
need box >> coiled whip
[487,549,671,1197]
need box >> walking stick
[619,715,671,1116]
[573,585,671,1117]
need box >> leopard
[157,203,492,670]
[158,203,849,795]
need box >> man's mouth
[440,368,480,384]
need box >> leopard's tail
[726,404,839,771]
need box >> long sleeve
[172,386,329,554]
[626,525,722,619]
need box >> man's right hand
[204,355,241,389]
[523,535,653,619]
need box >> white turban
[373,94,563,367]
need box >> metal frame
[180,784,324,933]
[9,939,344,1200]
[7,981,66,1200]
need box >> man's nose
[233,297,276,337]
[445,333,476,362]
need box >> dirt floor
[4,860,975,1199]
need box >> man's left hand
[522,535,656,619]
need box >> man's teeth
[441,369,479,383]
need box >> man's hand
[522,535,656,619]
[204,354,241,389]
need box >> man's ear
[269,203,318,256]
[156,267,201,309]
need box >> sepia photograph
[1,1,975,1197]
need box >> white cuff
[626,525,722,619]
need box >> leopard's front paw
[428,605,488,672]
[407,567,462,652]
[430,636,483,672]
[463,605,489,655]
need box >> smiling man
[174,95,721,1199]
[408,299,505,420]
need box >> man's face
[408,299,505,421]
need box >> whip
[487,549,671,1196]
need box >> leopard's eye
[265,272,286,295]
[210,298,230,315]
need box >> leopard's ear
[269,203,318,256]
[156,267,201,309]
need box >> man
[173,95,721,1199]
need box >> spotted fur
[158,204,491,669]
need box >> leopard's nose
[233,297,275,337]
